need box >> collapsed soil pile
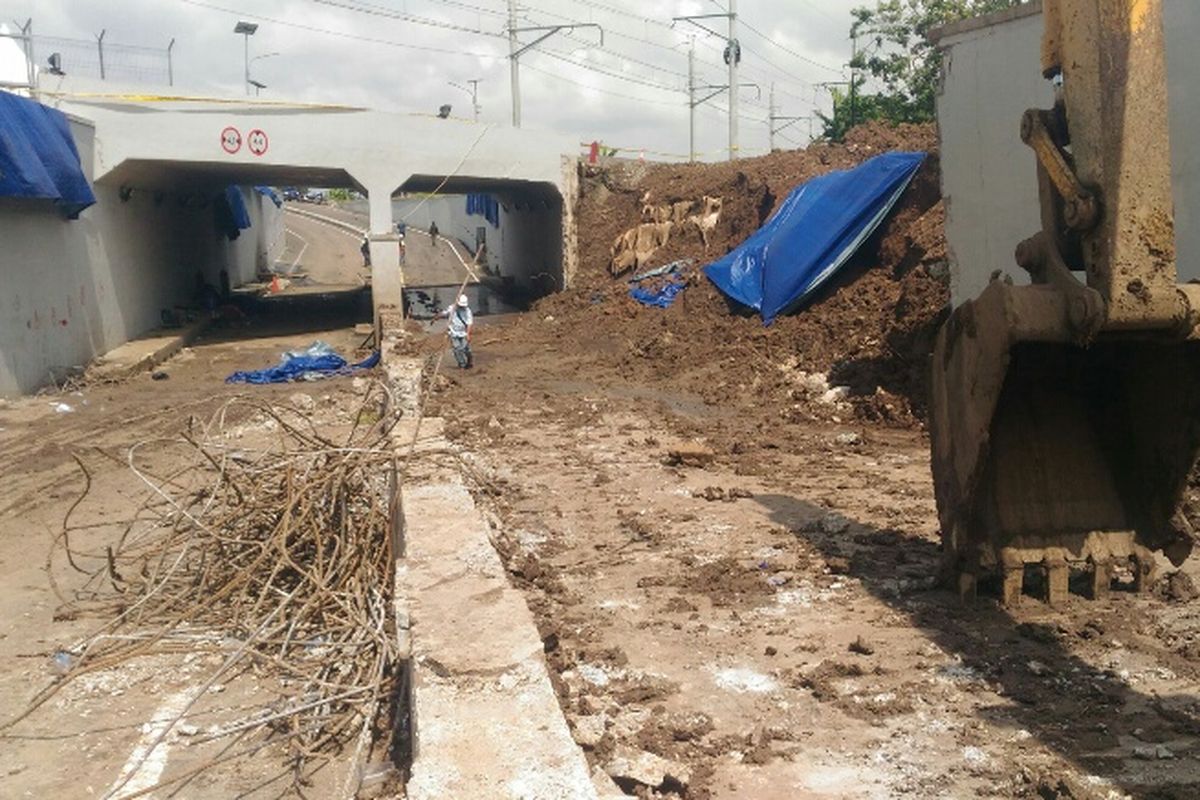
[532,122,949,427]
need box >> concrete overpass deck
[46,86,579,312]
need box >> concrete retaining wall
[0,116,279,396]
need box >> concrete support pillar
[366,184,402,314]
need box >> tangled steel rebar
[9,383,404,798]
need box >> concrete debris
[571,714,608,748]
[603,746,692,792]
[834,431,862,446]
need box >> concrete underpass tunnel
[385,175,565,317]
[101,156,369,302]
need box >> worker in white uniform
[437,294,474,369]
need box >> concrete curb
[87,316,213,382]
[284,204,367,236]
[380,314,605,799]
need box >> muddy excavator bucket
[930,281,1200,605]
[929,0,1200,604]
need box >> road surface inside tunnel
[0,293,390,797]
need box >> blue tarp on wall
[704,151,925,324]
[254,185,283,208]
[0,91,96,218]
[466,193,499,227]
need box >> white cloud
[10,0,862,160]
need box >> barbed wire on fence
[26,30,174,86]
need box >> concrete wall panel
[937,10,1052,307]
[0,127,277,395]
[939,2,1198,307]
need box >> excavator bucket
[929,0,1200,604]
[930,281,1200,605]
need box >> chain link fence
[3,24,175,87]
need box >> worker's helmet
[457,294,470,307]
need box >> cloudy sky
[8,0,864,160]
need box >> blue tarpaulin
[704,151,925,324]
[0,91,96,218]
[466,193,499,227]
[630,274,687,308]
[215,185,252,240]
[226,342,380,385]
[254,185,283,208]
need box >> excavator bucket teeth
[930,281,1200,604]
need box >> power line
[177,0,504,57]
[308,0,502,37]
[521,60,680,106]
[739,17,844,75]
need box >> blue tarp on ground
[704,151,925,324]
[226,343,380,385]
[0,91,96,218]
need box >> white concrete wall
[938,2,1199,307]
[393,196,485,258]
[1164,0,1200,279]
[0,118,277,395]
[937,9,1051,307]
[497,195,562,291]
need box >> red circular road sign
[220,126,242,154]
[247,128,269,157]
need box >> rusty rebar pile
[10,386,403,797]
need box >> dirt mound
[534,121,949,427]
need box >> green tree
[820,0,1025,139]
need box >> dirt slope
[539,122,949,428]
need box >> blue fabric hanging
[704,151,925,324]
[466,193,499,227]
[0,91,96,218]
[254,185,283,208]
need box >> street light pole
[233,21,259,96]
[450,79,482,122]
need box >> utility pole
[167,38,175,86]
[727,0,738,161]
[96,29,106,80]
[769,83,811,151]
[468,78,481,122]
[768,82,774,152]
[507,0,520,127]
[849,34,858,130]
[505,7,603,129]
[674,9,741,162]
[687,39,695,163]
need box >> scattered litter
[50,402,74,413]
[151,370,169,381]
[226,341,380,384]
[50,650,79,674]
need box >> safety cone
[270,274,281,294]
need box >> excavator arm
[929,0,1200,606]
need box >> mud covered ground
[422,127,1200,798]
[427,323,1200,800]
